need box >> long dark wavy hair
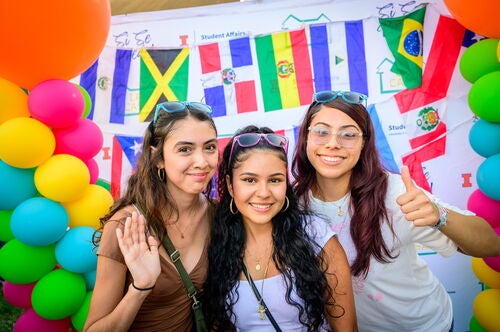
[292,99,396,278]
[93,106,217,245]
[203,125,342,331]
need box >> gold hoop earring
[157,168,166,182]
[281,196,289,212]
[229,197,238,215]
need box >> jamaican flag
[139,48,189,122]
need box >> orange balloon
[444,0,500,38]
[0,0,110,90]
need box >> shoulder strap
[134,205,207,332]
[162,235,207,332]
[241,264,282,332]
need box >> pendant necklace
[332,194,350,217]
[256,256,271,320]
[246,243,271,271]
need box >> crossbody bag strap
[161,235,207,332]
[133,205,207,332]
[241,264,282,332]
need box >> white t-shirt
[230,216,335,331]
[310,172,472,332]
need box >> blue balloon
[469,119,500,157]
[83,269,96,290]
[477,154,500,200]
[0,160,37,210]
[55,226,97,274]
[11,197,68,246]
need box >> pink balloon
[483,227,500,273]
[53,118,103,161]
[28,79,84,129]
[13,308,71,332]
[467,189,500,228]
[84,158,99,184]
[2,281,35,308]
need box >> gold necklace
[332,194,350,217]
[246,243,271,271]
[256,256,271,320]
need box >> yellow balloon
[62,184,113,228]
[473,289,500,332]
[0,117,55,168]
[0,77,29,125]
[35,154,90,202]
[472,257,500,289]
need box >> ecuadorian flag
[255,29,313,111]
[379,6,426,89]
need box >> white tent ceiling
[110,0,239,15]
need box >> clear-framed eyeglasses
[308,125,363,148]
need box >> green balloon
[460,39,500,83]
[95,178,110,192]
[0,239,56,284]
[75,84,92,119]
[0,210,14,242]
[470,315,488,332]
[468,71,500,122]
[32,268,87,320]
[71,291,93,331]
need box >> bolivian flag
[255,29,313,111]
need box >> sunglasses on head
[228,133,289,164]
[152,101,212,126]
[313,90,368,107]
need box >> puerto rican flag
[199,37,258,117]
[110,135,143,199]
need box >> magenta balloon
[483,227,500,273]
[84,158,99,184]
[2,281,35,308]
[53,118,104,161]
[13,308,71,332]
[28,79,84,129]
[467,189,500,228]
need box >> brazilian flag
[139,48,189,122]
[379,6,426,89]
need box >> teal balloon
[0,239,56,284]
[470,315,488,332]
[83,269,96,290]
[55,226,97,274]
[71,291,93,332]
[11,197,68,246]
[477,154,500,200]
[0,210,14,242]
[460,39,500,83]
[32,268,86,320]
[0,160,37,210]
[468,71,500,122]
[469,119,500,157]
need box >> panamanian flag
[110,135,143,199]
[199,37,258,117]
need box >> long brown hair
[292,99,396,277]
[94,106,217,245]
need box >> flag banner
[139,48,189,122]
[309,20,368,96]
[78,47,133,125]
[255,29,314,111]
[199,37,258,117]
[110,135,143,198]
[379,6,426,89]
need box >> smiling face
[159,116,218,197]
[227,149,287,228]
[306,105,364,189]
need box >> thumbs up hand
[396,166,440,227]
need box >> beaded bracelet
[132,282,155,291]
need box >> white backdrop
[81,1,485,330]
